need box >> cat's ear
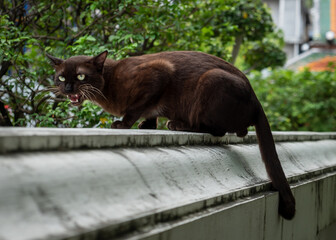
[46,53,64,67]
[91,51,108,72]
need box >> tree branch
[0,101,13,126]
[231,34,243,64]
[70,8,127,43]
[32,35,65,41]
[0,61,11,79]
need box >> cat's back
[118,51,247,81]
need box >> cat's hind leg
[167,120,227,137]
[201,126,227,137]
[138,117,157,129]
[166,120,193,132]
[189,68,252,137]
[236,129,248,137]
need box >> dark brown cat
[47,50,295,219]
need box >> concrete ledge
[0,128,336,240]
[1,127,336,153]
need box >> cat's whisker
[43,86,65,101]
[86,89,98,102]
[79,86,92,100]
[80,88,94,102]
[46,87,60,93]
[79,84,107,101]
[79,89,89,101]
[88,86,107,101]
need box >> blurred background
[1,0,335,131]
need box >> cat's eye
[77,74,85,81]
[58,76,65,82]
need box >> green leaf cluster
[18,101,113,128]
[250,69,336,131]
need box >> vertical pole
[295,0,302,57]
[279,0,285,30]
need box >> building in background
[264,0,336,70]
[263,0,311,60]
[312,0,336,42]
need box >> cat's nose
[64,83,74,93]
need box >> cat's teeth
[68,94,80,103]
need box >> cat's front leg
[111,112,141,129]
[138,117,157,129]
[111,120,129,129]
[166,120,192,131]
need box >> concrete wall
[0,128,335,240]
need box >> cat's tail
[254,105,296,220]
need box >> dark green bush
[250,69,336,131]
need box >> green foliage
[242,31,287,72]
[221,0,274,41]
[1,0,286,128]
[220,0,275,64]
[250,69,336,131]
[0,15,29,62]
[16,101,113,128]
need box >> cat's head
[47,51,108,106]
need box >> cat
[47,50,295,219]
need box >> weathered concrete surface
[1,127,336,153]
[141,173,336,240]
[0,128,336,240]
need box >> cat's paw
[111,120,129,129]
[166,120,176,130]
[138,119,157,129]
[236,129,248,137]
[166,120,186,131]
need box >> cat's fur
[47,50,295,219]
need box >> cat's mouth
[68,94,84,106]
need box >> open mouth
[67,94,83,106]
